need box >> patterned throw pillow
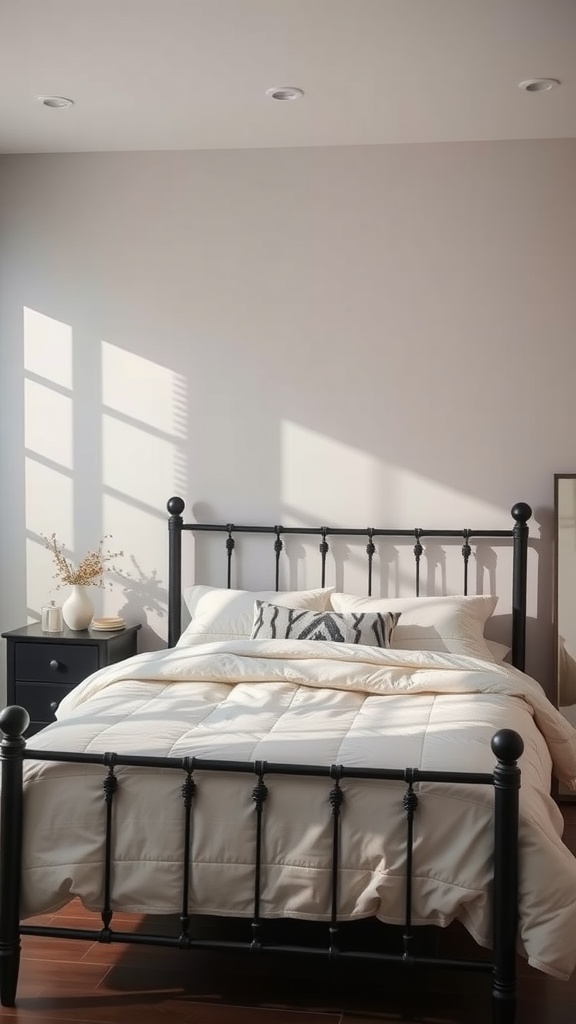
[251,601,400,648]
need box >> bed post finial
[167,497,185,648]
[491,728,524,765]
[510,502,531,674]
[167,496,185,517]
[511,502,532,526]
[0,705,30,741]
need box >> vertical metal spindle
[402,771,419,962]
[251,763,268,951]
[274,528,283,591]
[225,527,235,589]
[101,754,118,934]
[461,530,471,596]
[366,530,375,596]
[179,758,197,946]
[319,529,329,588]
[413,530,423,596]
[328,767,344,957]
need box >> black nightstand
[2,622,141,736]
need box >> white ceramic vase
[62,585,94,631]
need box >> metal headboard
[166,498,532,670]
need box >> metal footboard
[0,706,522,1023]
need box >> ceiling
[1,0,575,155]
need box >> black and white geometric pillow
[251,601,400,648]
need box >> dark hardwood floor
[2,803,576,1024]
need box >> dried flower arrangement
[43,534,124,589]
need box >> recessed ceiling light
[518,78,561,92]
[265,86,304,101]
[35,95,75,108]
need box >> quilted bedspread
[21,640,576,979]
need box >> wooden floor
[2,804,576,1024]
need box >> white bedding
[22,640,576,980]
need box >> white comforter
[22,640,576,980]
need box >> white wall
[1,139,576,699]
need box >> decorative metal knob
[0,705,30,738]
[50,701,59,713]
[49,659,59,671]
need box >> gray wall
[2,139,576,699]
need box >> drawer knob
[50,701,59,713]
[49,659,60,671]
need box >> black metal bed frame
[0,499,532,1022]
[167,496,532,672]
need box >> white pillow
[177,585,334,646]
[329,593,498,661]
[485,639,511,664]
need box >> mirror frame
[554,473,576,799]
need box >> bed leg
[0,951,21,1008]
[492,990,515,1024]
[491,729,523,1024]
[0,706,29,1007]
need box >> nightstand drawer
[15,643,99,683]
[13,681,76,725]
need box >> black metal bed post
[491,728,523,1024]
[0,706,30,1007]
[510,503,531,673]
[167,496,185,648]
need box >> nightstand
[1,622,141,736]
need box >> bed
[2,496,576,1024]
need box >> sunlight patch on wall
[280,422,377,525]
[281,420,508,529]
[280,420,521,610]
[22,317,187,640]
[102,342,187,438]
[25,461,74,616]
[25,461,74,542]
[101,342,187,506]
[101,343,188,645]
[278,421,377,591]
[102,493,168,638]
[23,307,72,389]
[375,464,521,611]
[24,379,73,468]
[387,469,512,530]
[102,416,180,509]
